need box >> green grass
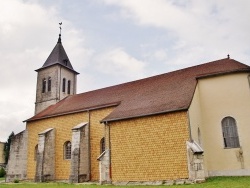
[1,177,250,188]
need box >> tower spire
[58,22,62,44]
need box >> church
[6,33,250,184]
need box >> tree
[4,132,14,164]
[0,167,6,177]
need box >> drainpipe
[88,110,91,180]
[187,110,193,142]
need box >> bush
[0,167,6,177]
[14,179,19,183]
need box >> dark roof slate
[36,35,79,74]
[26,58,250,123]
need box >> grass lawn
[1,177,250,188]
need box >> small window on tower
[42,78,46,93]
[48,77,51,92]
[67,80,71,94]
[63,59,68,66]
[62,78,66,92]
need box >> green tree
[4,132,14,164]
[0,167,6,177]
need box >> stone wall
[35,65,77,114]
[186,141,205,182]
[6,130,28,182]
[26,107,114,181]
[98,149,111,184]
[0,142,5,167]
[70,122,90,183]
[109,111,190,182]
[35,128,55,182]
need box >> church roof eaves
[195,68,250,79]
[35,63,79,74]
[100,108,188,123]
[24,101,120,122]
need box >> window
[64,141,71,159]
[48,77,51,92]
[100,137,105,154]
[42,78,46,93]
[62,78,66,92]
[34,144,38,161]
[63,59,68,66]
[222,117,240,148]
[67,80,71,94]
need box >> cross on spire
[59,22,62,36]
[58,22,62,44]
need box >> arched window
[62,78,66,92]
[48,77,51,92]
[100,137,105,154]
[67,80,71,94]
[64,141,71,159]
[42,78,46,93]
[34,144,38,161]
[222,117,240,148]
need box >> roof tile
[26,58,250,122]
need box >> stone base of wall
[113,179,195,186]
[208,169,250,177]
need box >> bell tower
[35,25,79,114]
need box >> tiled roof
[35,35,79,74]
[26,58,250,122]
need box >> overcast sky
[1,0,250,141]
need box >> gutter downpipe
[88,110,91,181]
[187,110,193,142]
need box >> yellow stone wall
[109,111,190,181]
[26,107,114,181]
[89,109,110,180]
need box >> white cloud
[101,0,250,64]
[153,49,168,62]
[0,0,88,141]
[95,48,146,80]
[1,0,250,141]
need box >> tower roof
[36,34,79,74]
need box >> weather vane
[59,22,62,35]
